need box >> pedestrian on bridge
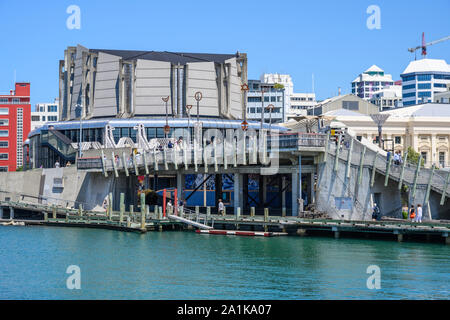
[409,205,415,221]
[415,204,423,223]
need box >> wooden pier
[1,200,449,244]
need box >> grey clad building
[59,44,248,121]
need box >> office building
[351,65,395,100]
[0,82,31,171]
[401,58,450,106]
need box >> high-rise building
[400,58,450,106]
[31,99,59,131]
[0,82,31,171]
[351,65,395,100]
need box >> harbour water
[0,226,449,300]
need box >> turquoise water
[0,226,449,299]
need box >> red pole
[163,189,167,217]
[174,188,178,216]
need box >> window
[31,116,40,121]
[0,166,7,172]
[418,91,431,98]
[403,92,416,98]
[48,116,57,121]
[421,152,427,163]
[418,83,431,89]
[402,75,415,82]
[417,74,431,81]
[248,97,261,103]
[434,83,447,88]
[0,130,8,137]
[434,74,450,80]
[0,153,8,160]
[0,141,8,148]
[47,105,58,112]
[41,116,46,121]
[356,136,362,141]
[0,119,8,126]
[12,98,20,103]
[342,101,359,110]
[403,84,415,90]
[395,136,401,144]
[439,152,445,167]
[0,108,8,115]
[0,98,8,104]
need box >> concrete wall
[186,62,219,117]
[316,155,402,220]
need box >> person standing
[415,204,423,223]
[218,199,224,216]
[372,203,380,221]
[166,200,173,215]
[409,205,415,221]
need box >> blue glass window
[417,74,431,81]
[418,83,431,89]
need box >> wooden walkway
[1,200,449,244]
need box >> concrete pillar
[334,231,340,239]
[177,172,184,205]
[264,208,269,222]
[234,173,243,215]
[310,172,316,205]
[10,207,14,220]
[292,171,299,216]
[282,207,286,217]
[236,207,241,219]
[52,206,56,219]
[431,134,437,166]
[250,207,255,217]
[130,205,134,222]
[0,207,3,219]
[44,212,48,222]
[281,175,286,209]
[397,233,404,242]
[78,204,83,217]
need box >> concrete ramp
[168,215,213,230]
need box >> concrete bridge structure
[2,130,449,222]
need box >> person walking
[409,205,415,222]
[415,204,423,223]
[218,199,224,216]
[372,203,380,221]
[166,200,173,215]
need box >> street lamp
[370,114,391,149]
[260,87,266,130]
[186,105,193,143]
[194,91,202,123]
[241,83,249,131]
[74,103,83,158]
[266,104,275,131]
[162,96,170,138]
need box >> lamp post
[260,87,266,130]
[186,105,193,143]
[162,96,170,138]
[370,114,390,150]
[241,83,249,132]
[266,104,275,131]
[74,104,83,158]
[194,92,202,123]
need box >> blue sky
[0,0,449,105]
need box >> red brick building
[0,82,31,171]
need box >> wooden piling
[250,207,255,217]
[119,193,125,223]
[140,192,146,230]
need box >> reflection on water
[0,226,449,299]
